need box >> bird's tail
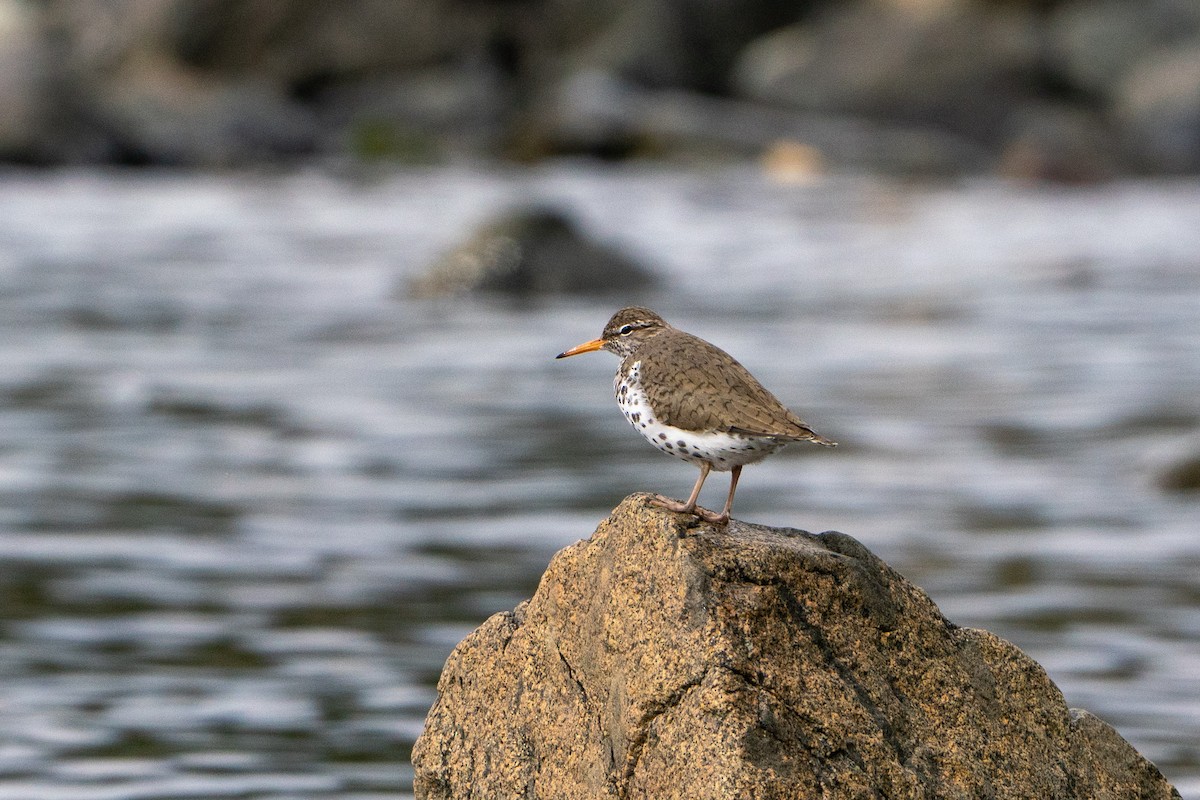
[807,430,837,447]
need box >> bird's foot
[695,507,731,525]
[649,494,693,513]
[650,495,730,526]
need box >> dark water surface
[1,166,1198,798]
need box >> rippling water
[0,165,1198,798]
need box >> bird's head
[556,306,669,360]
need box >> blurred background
[1,1,1199,798]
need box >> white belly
[614,361,785,472]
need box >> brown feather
[625,328,835,445]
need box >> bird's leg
[651,462,710,515]
[695,464,740,525]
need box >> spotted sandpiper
[556,307,836,524]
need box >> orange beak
[555,337,606,359]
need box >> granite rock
[412,493,1180,799]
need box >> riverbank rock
[4,0,1200,174]
[411,493,1180,799]
[0,0,1190,173]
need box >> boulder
[571,0,804,94]
[35,0,321,165]
[730,3,1041,147]
[31,0,633,165]
[1158,446,1200,493]
[997,102,1123,183]
[412,493,1180,799]
[528,70,991,175]
[1114,40,1200,173]
[1048,0,1200,98]
[0,0,45,159]
[406,206,657,298]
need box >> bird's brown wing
[637,331,834,444]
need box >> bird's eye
[618,324,634,335]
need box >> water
[0,165,1198,798]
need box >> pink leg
[651,462,710,514]
[705,464,742,525]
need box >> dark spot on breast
[631,412,640,423]
[658,433,668,440]
[677,440,687,447]
[665,443,674,450]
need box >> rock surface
[411,493,1180,799]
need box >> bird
[556,306,835,524]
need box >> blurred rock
[29,0,558,165]
[93,69,319,166]
[1158,449,1200,493]
[314,67,510,162]
[0,0,45,159]
[35,0,320,164]
[1115,40,1200,172]
[164,0,459,79]
[524,70,991,174]
[407,207,656,298]
[997,102,1122,182]
[731,2,1041,147]
[5,0,1200,174]
[412,494,1180,799]
[572,0,805,93]
[1049,0,1200,97]
[1043,0,1200,174]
